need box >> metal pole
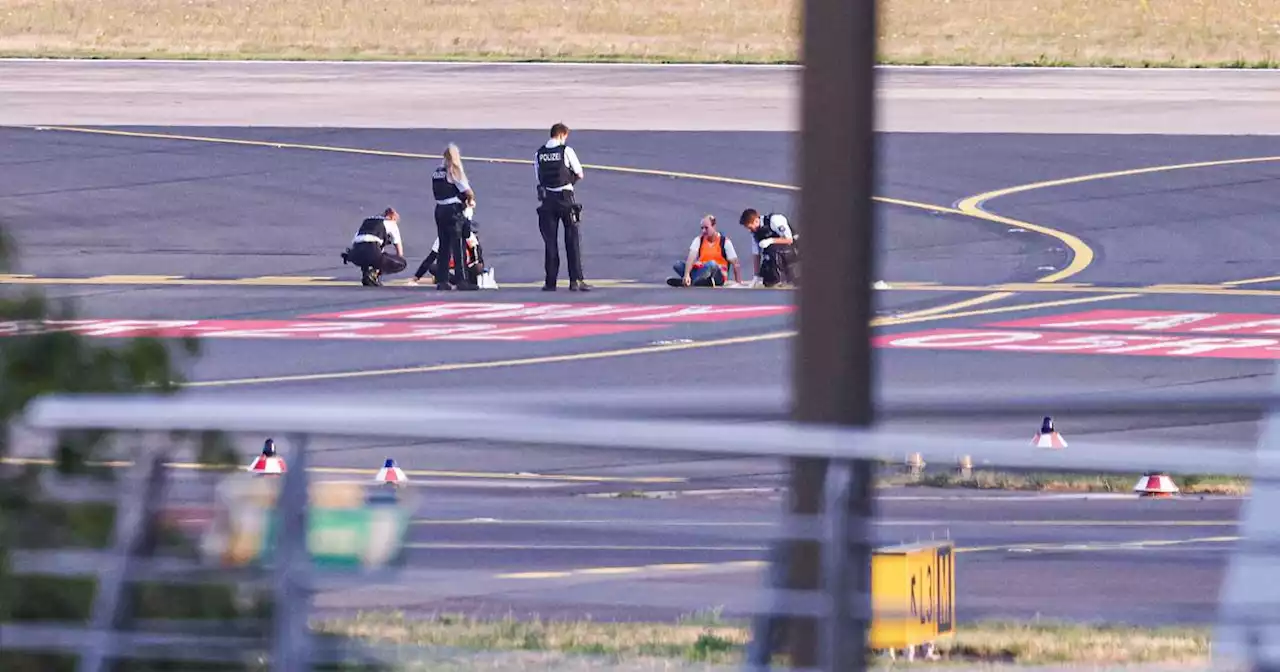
[273,433,311,671]
[823,460,875,671]
[791,0,878,668]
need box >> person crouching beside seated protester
[739,208,799,287]
[667,214,743,287]
[410,208,497,289]
[341,207,407,287]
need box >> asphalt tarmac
[4,86,1280,627]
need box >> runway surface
[4,62,1279,628]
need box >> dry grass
[317,612,1212,666]
[905,471,1250,495]
[0,0,1276,66]
[937,620,1211,666]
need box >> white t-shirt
[535,138,584,192]
[751,214,793,254]
[688,234,738,262]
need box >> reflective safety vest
[695,233,730,268]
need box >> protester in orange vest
[666,215,743,287]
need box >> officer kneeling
[342,207,408,287]
[739,208,799,288]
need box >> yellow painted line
[956,535,1240,554]
[0,456,684,484]
[405,543,766,551]
[1222,275,1280,287]
[89,274,184,282]
[649,563,717,571]
[33,125,970,216]
[495,560,769,581]
[24,125,1115,389]
[496,571,574,580]
[182,293,1135,388]
[182,330,798,387]
[876,293,1140,327]
[958,154,1280,284]
[577,567,645,576]
[887,292,1016,319]
[410,518,1234,528]
[481,535,1241,583]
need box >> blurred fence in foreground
[2,384,1279,671]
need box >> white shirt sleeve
[564,146,584,177]
[689,236,702,254]
[724,237,739,262]
[770,214,793,239]
[453,175,471,194]
[383,220,402,247]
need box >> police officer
[535,122,590,291]
[739,208,799,287]
[342,207,407,287]
[430,143,478,291]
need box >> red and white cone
[374,458,408,486]
[1134,472,1179,497]
[246,438,286,475]
[1032,416,1068,449]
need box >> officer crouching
[342,207,407,287]
[535,122,590,291]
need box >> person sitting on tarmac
[739,208,799,287]
[410,221,494,288]
[341,207,407,287]
[666,214,743,287]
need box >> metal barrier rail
[4,387,1280,671]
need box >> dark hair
[550,123,570,138]
[383,207,398,219]
[739,208,759,226]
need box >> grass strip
[317,612,1212,667]
[0,0,1276,67]
[891,471,1249,496]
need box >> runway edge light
[1134,472,1179,498]
[246,438,286,475]
[1032,416,1067,449]
[375,458,408,486]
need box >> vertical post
[823,460,876,671]
[273,433,311,671]
[79,435,165,672]
[791,0,878,669]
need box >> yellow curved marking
[24,125,1108,388]
[957,154,1280,283]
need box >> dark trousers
[433,203,467,286]
[348,242,406,274]
[537,190,584,286]
[760,247,799,287]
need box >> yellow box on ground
[869,540,956,650]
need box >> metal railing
[3,379,1279,671]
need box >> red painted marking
[0,319,658,342]
[989,310,1280,336]
[875,328,1280,359]
[306,301,792,323]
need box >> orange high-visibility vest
[695,233,729,268]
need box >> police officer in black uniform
[430,143,478,291]
[535,122,590,291]
[342,207,407,287]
